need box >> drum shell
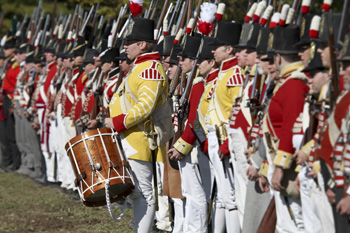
[65,128,133,207]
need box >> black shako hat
[73,36,87,57]
[197,36,215,60]
[25,44,35,63]
[272,24,300,55]
[3,31,16,49]
[15,43,27,54]
[0,48,5,59]
[235,23,261,50]
[294,14,314,47]
[209,21,242,47]
[123,17,155,43]
[303,41,327,72]
[256,27,270,55]
[318,13,341,44]
[155,39,164,55]
[163,36,175,57]
[44,39,56,54]
[83,48,98,64]
[167,45,182,65]
[56,41,67,59]
[339,31,350,62]
[177,36,201,59]
[100,47,120,63]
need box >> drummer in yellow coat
[104,18,170,233]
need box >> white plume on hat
[253,1,267,23]
[1,35,7,47]
[245,2,258,23]
[260,5,274,26]
[216,3,226,21]
[197,2,217,35]
[301,0,312,14]
[279,4,290,26]
[309,15,321,39]
[270,12,280,28]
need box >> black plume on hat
[177,36,201,59]
[198,36,215,60]
[272,24,300,55]
[123,17,155,43]
[210,21,242,46]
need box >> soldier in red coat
[0,34,21,172]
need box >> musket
[328,10,339,111]
[26,8,36,38]
[75,7,84,40]
[15,13,28,38]
[52,12,63,38]
[62,14,71,37]
[40,14,50,46]
[51,0,57,35]
[150,0,159,20]
[67,5,78,43]
[0,10,6,32]
[337,0,350,43]
[79,5,95,36]
[91,68,104,120]
[168,0,182,33]
[31,10,45,45]
[156,0,170,31]
[34,0,43,32]
[174,1,187,35]
[168,66,182,97]
[90,3,100,36]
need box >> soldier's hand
[218,149,225,160]
[293,150,307,165]
[258,175,270,192]
[336,195,350,215]
[244,149,252,160]
[247,162,259,181]
[326,188,336,205]
[307,164,318,179]
[87,119,98,129]
[32,122,40,130]
[271,166,285,191]
[76,119,83,127]
[294,176,300,193]
[17,109,21,117]
[24,111,30,119]
[168,148,183,161]
[104,118,114,129]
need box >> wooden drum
[65,128,133,207]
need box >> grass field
[0,172,151,233]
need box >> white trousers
[207,125,241,233]
[228,128,249,225]
[37,108,55,182]
[63,116,77,190]
[178,145,208,233]
[172,198,185,233]
[155,161,172,232]
[299,166,335,233]
[128,159,156,233]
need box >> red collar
[48,61,56,69]
[206,69,219,83]
[134,52,161,64]
[221,57,238,72]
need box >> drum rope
[97,128,112,163]
[105,179,128,221]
